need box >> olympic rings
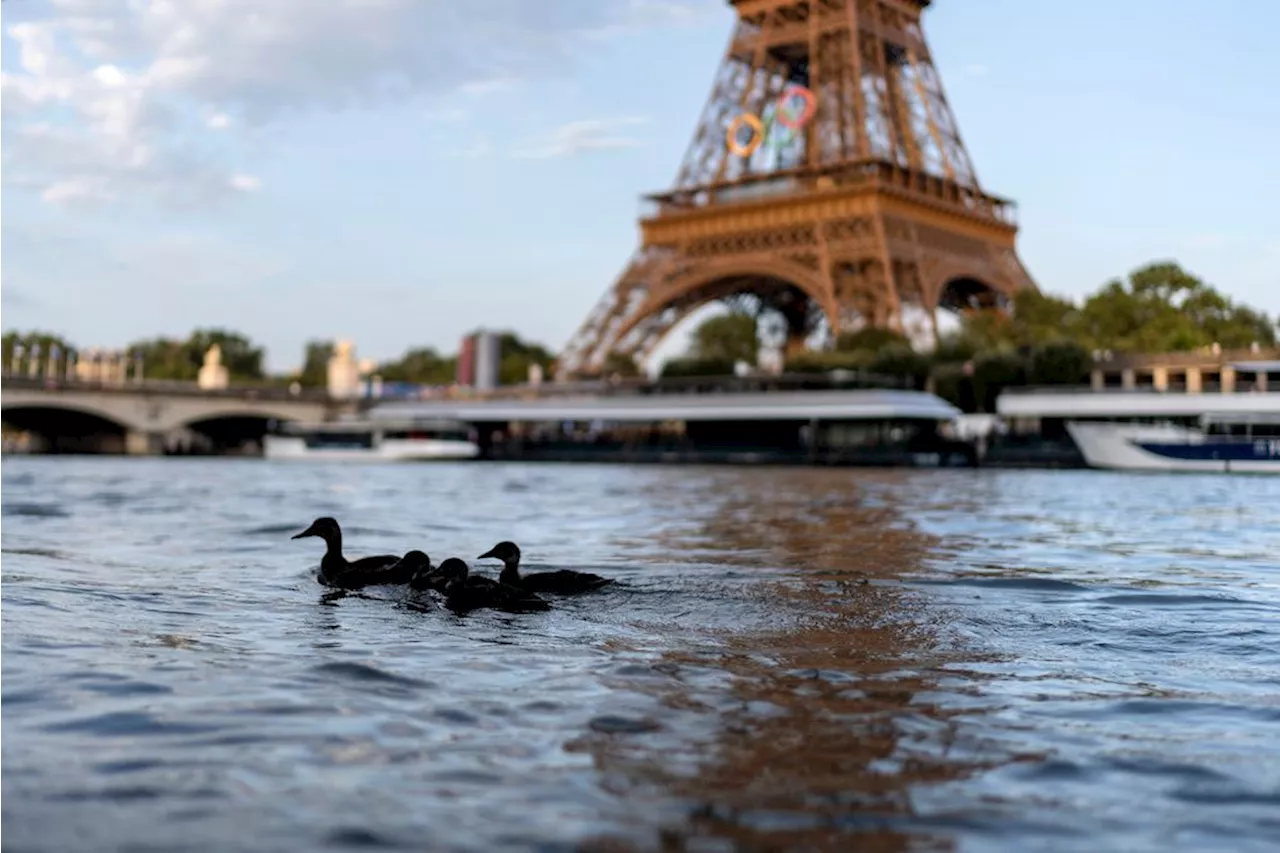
[775,85,816,130]
[725,84,816,157]
[726,113,764,157]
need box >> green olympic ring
[725,84,817,157]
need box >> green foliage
[378,346,457,386]
[834,326,910,353]
[129,328,265,381]
[603,352,642,378]
[947,262,1276,354]
[932,333,979,364]
[660,357,737,378]
[689,312,759,365]
[1029,340,1091,386]
[784,350,870,374]
[1010,290,1080,346]
[297,340,334,387]
[930,362,976,412]
[2,330,74,352]
[495,332,555,385]
[971,350,1027,413]
[3,330,75,372]
[869,343,930,387]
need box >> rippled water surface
[2,458,1278,853]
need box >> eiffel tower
[559,0,1036,377]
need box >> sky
[2,0,1278,373]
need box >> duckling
[387,550,441,593]
[478,541,613,595]
[430,558,550,614]
[291,517,413,589]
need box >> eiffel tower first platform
[559,0,1036,378]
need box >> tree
[834,326,910,353]
[1029,341,1092,386]
[603,352,642,378]
[932,333,979,364]
[128,337,195,380]
[689,312,759,365]
[130,328,265,381]
[2,330,75,375]
[184,329,265,380]
[1011,289,1080,346]
[495,332,555,385]
[971,350,1027,413]
[660,356,736,378]
[869,343,930,388]
[1076,262,1275,352]
[379,346,457,385]
[297,340,334,387]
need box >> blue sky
[3,0,1278,372]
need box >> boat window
[384,429,470,442]
[303,431,375,450]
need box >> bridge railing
[0,376,334,402]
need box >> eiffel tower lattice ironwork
[558,0,1036,377]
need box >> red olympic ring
[775,85,816,130]
[725,113,764,157]
[724,85,816,157]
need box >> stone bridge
[1,378,356,454]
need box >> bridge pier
[125,430,164,456]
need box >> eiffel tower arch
[560,0,1036,377]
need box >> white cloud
[514,117,649,159]
[228,173,261,192]
[41,177,112,206]
[1,0,708,209]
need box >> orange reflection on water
[577,468,1008,852]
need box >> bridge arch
[172,408,303,455]
[612,257,840,361]
[1,403,131,454]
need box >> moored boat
[1066,416,1280,473]
[264,418,478,462]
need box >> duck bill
[292,525,319,540]
[477,547,499,560]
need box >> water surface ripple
[2,459,1277,852]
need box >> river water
[2,458,1277,853]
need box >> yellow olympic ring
[725,85,817,158]
[725,113,764,157]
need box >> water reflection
[5,461,1276,852]
[576,469,1006,851]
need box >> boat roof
[997,389,1280,419]
[1229,360,1280,373]
[370,389,960,424]
[277,417,468,433]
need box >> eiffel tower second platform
[559,0,1036,378]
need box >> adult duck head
[478,541,520,566]
[293,517,340,544]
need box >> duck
[386,550,442,593]
[429,557,551,614]
[291,517,415,589]
[477,541,613,595]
